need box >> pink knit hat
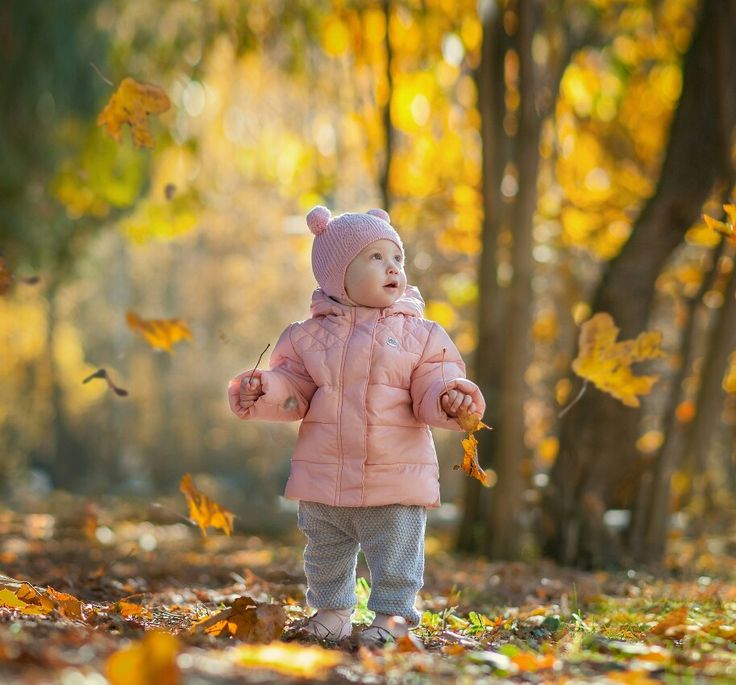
[307,205,404,300]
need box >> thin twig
[440,347,450,396]
[90,62,114,87]
[558,380,588,418]
[248,344,270,384]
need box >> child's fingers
[449,391,465,413]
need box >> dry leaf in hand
[193,596,285,642]
[572,312,665,408]
[179,473,235,537]
[97,77,171,148]
[453,412,494,487]
[126,311,192,353]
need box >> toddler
[227,205,485,646]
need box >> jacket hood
[310,284,425,319]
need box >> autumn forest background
[2,0,736,682]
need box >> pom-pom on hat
[307,205,404,300]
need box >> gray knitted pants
[297,501,427,627]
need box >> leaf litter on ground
[1,502,736,683]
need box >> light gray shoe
[283,609,353,643]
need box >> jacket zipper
[359,309,379,505]
[334,307,356,505]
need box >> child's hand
[239,371,265,409]
[441,379,480,418]
[228,370,264,417]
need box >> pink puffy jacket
[228,286,485,508]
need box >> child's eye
[371,253,382,259]
[394,255,403,263]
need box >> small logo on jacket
[386,337,399,348]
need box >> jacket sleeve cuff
[419,378,465,431]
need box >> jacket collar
[310,285,425,319]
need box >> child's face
[344,239,407,308]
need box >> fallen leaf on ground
[107,631,179,685]
[193,596,285,642]
[46,586,84,620]
[650,606,688,635]
[510,651,558,672]
[230,641,344,679]
[179,473,235,537]
[111,601,153,620]
[0,587,48,615]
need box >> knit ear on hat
[366,208,390,223]
[306,206,332,235]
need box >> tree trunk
[485,0,541,559]
[681,259,736,508]
[456,0,511,553]
[542,0,736,568]
[629,239,727,564]
[459,0,578,555]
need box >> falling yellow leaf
[230,642,344,679]
[107,631,179,685]
[126,311,192,353]
[572,312,665,407]
[193,596,285,642]
[179,473,235,537]
[97,77,171,148]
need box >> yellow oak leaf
[572,312,665,407]
[97,77,171,149]
[179,473,235,537]
[126,311,192,353]
[107,631,179,685]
